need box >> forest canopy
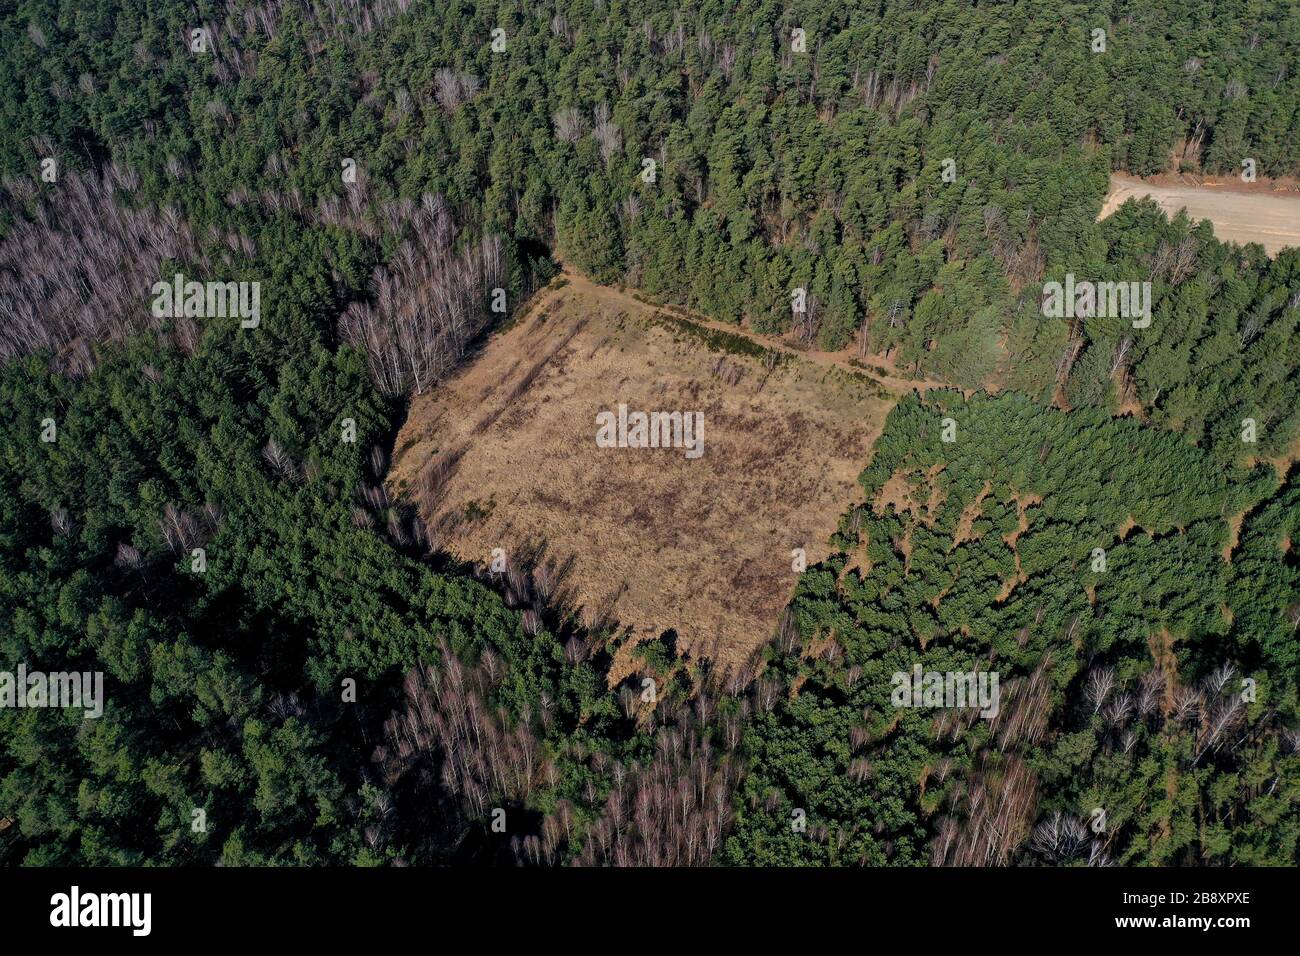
[0,0,1297,866]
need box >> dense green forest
[727,393,1298,865]
[0,0,1297,865]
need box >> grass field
[388,272,901,671]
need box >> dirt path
[1099,173,1300,256]
[546,268,953,396]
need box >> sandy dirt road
[557,269,953,395]
[1099,174,1300,256]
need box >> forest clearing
[388,272,898,668]
[1099,173,1300,255]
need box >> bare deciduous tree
[159,502,205,555]
[1084,666,1115,714]
[591,103,622,167]
[433,69,481,111]
[50,506,74,537]
[114,542,145,574]
[0,167,206,371]
[339,195,505,397]
[262,438,296,478]
[553,107,584,144]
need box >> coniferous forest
[1,0,1298,877]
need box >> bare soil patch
[1100,173,1300,256]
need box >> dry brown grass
[388,273,896,668]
